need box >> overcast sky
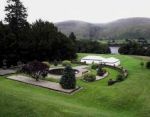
[1,0,150,23]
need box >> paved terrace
[7,75,80,94]
[0,69,17,76]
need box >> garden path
[0,69,16,76]
[7,75,79,94]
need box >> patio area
[7,75,80,94]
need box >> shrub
[31,71,41,81]
[91,63,98,69]
[62,60,71,67]
[40,70,49,78]
[83,73,96,82]
[146,61,150,69]
[108,79,116,86]
[42,61,51,67]
[54,60,58,66]
[116,74,124,82]
[140,61,144,68]
[97,65,106,76]
[71,61,87,65]
[21,60,49,81]
[60,66,76,89]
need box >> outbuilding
[81,56,120,66]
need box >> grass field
[0,53,150,117]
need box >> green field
[0,53,150,117]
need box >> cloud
[1,0,150,23]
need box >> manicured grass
[0,53,150,117]
[46,77,59,83]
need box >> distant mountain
[55,17,150,40]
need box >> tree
[145,47,150,56]
[60,66,76,89]
[68,32,77,56]
[0,21,19,66]
[119,41,146,56]
[31,19,77,61]
[116,74,124,82]
[5,0,28,33]
[2,1,77,66]
[69,32,76,42]
[76,40,110,54]
[97,65,106,76]
[21,60,49,81]
[146,61,150,69]
[4,0,30,65]
[138,37,147,45]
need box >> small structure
[81,56,120,66]
[81,56,104,64]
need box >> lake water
[109,46,120,54]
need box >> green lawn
[0,53,150,117]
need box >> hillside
[55,17,150,40]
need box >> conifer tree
[60,66,76,89]
[69,32,76,42]
[5,0,28,34]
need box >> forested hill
[55,17,150,40]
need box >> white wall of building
[81,56,120,66]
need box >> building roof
[81,56,120,63]
[81,56,105,61]
[103,57,120,63]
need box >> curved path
[48,65,109,81]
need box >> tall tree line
[119,41,150,56]
[76,40,111,54]
[0,0,111,67]
[68,32,111,54]
[0,0,76,66]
